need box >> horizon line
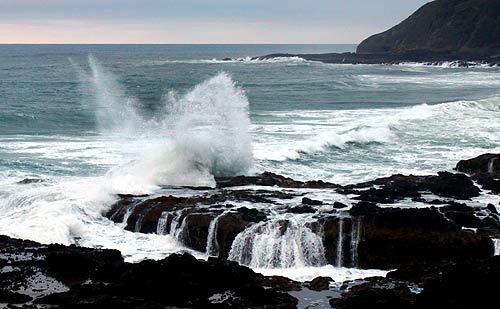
[0,43,358,45]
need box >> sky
[0,0,430,44]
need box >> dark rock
[414,256,500,308]
[17,178,44,184]
[289,205,316,214]
[348,207,492,269]
[429,171,480,199]
[0,290,33,304]
[456,153,500,194]
[308,276,334,291]
[357,0,500,57]
[262,276,302,292]
[0,235,297,308]
[215,172,338,189]
[456,153,500,175]
[349,202,380,216]
[302,197,323,205]
[330,277,414,309]
[343,172,480,203]
[488,203,499,215]
[333,201,348,209]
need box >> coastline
[2,152,499,308]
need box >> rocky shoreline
[233,51,500,67]
[2,152,500,308]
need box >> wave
[255,96,500,162]
[103,72,254,192]
[396,61,498,69]
[146,56,309,65]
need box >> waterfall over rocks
[488,158,498,173]
[206,212,226,257]
[336,217,344,267]
[228,216,326,269]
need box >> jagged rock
[308,276,334,291]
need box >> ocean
[1,44,499,281]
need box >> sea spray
[103,71,254,190]
[228,217,326,269]
[86,55,143,135]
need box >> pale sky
[0,0,430,44]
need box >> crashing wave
[73,57,254,191]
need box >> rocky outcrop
[0,235,298,308]
[357,0,500,57]
[347,204,493,269]
[456,153,500,194]
[252,0,500,65]
[341,172,481,203]
[332,256,500,309]
[215,171,339,189]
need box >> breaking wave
[74,57,254,192]
[255,96,500,162]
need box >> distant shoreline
[250,51,500,67]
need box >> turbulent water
[1,44,500,281]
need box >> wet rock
[289,205,316,214]
[330,277,414,309]
[17,178,44,184]
[215,172,338,189]
[456,153,500,175]
[487,203,499,215]
[345,207,492,269]
[349,201,380,216]
[308,276,334,291]
[302,197,323,205]
[342,172,480,203]
[456,153,500,194]
[262,276,302,292]
[0,235,297,308]
[0,290,33,304]
[333,201,348,209]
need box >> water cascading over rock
[228,217,326,269]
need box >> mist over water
[0,45,499,281]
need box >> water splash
[86,55,143,135]
[228,217,326,269]
[103,71,254,191]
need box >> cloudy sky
[0,0,430,44]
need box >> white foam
[255,265,389,283]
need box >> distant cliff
[357,0,500,56]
